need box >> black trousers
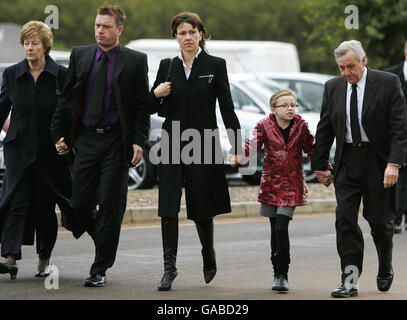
[1,166,57,260]
[395,172,407,225]
[334,144,395,276]
[72,125,128,276]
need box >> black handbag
[157,58,174,117]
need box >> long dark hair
[171,12,208,51]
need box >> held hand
[131,144,143,166]
[315,170,332,188]
[154,82,172,98]
[227,154,244,168]
[55,137,70,155]
[383,163,399,188]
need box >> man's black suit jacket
[311,67,407,174]
[385,61,407,98]
[50,44,150,164]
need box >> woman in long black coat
[148,12,242,291]
[0,21,73,280]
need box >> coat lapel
[172,56,187,82]
[362,68,379,120]
[188,50,206,81]
[398,62,405,83]
[114,45,126,81]
[337,79,347,124]
[82,45,97,76]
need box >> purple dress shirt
[82,44,120,128]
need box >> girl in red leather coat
[244,89,314,292]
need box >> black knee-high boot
[195,218,217,284]
[158,217,178,291]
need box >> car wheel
[128,154,156,190]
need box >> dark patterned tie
[88,52,108,125]
[350,83,362,145]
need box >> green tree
[300,0,407,73]
[7,0,404,74]
[0,0,310,60]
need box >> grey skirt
[260,203,295,219]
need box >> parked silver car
[0,68,331,189]
[121,73,329,189]
[255,72,337,179]
[223,73,327,183]
[256,72,334,112]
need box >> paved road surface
[1,213,407,301]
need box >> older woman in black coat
[148,12,242,291]
[0,21,73,280]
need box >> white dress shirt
[403,60,407,81]
[178,47,202,79]
[345,66,369,143]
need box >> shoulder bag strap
[160,58,173,105]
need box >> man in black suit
[311,40,407,298]
[50,3,150,287]
[385,41,407,234]
[385,41,407,98]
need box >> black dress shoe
[0,262,18,280]
[273,274,289,292]
[331,283,358,298]
[157,270,177,291]
[377,268,394,292]
[84,274,106,287]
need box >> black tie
[350,83,362,145]
[88,52,108,125]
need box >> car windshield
[241,79,313,113]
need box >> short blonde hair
[269,89,297,109]
[20,21,53,56]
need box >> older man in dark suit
[50,3,150,287]
[311,40,407,298]
[385,41,407,234]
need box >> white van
[49,49,71,67]
[126,39,300,74]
